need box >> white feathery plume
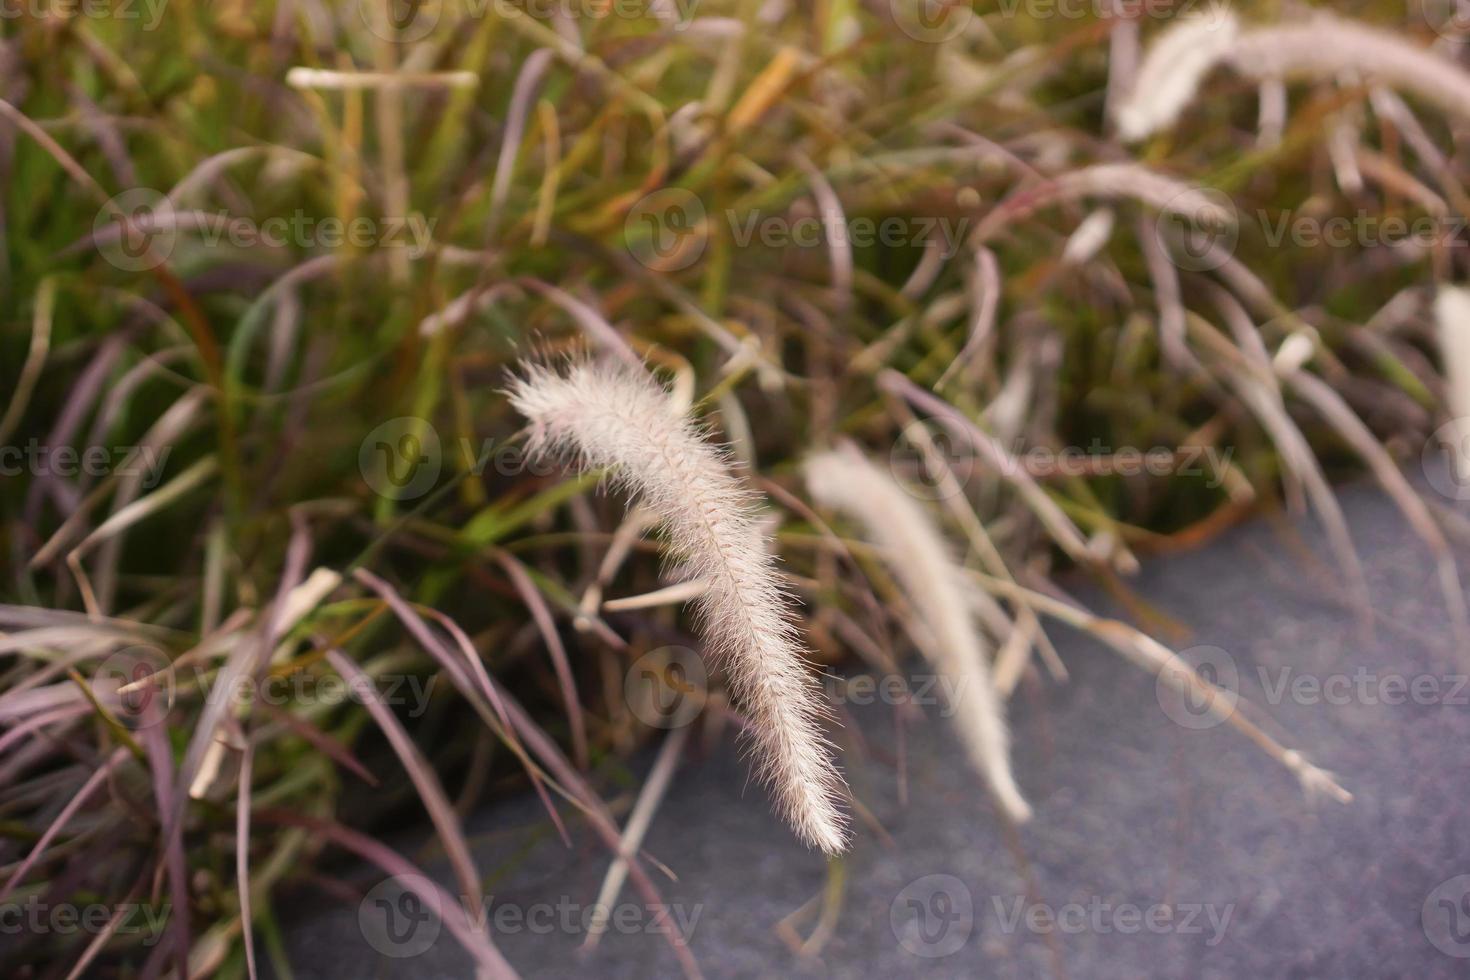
[1436,287,1470,485]
[804,446,1031,824]
[1228,15,1470,122]
[507,362,849,854]
[1122,10,1470,137]
[1114,9,1240,142]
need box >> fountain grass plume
[804,445,1031,824]
[508,361,850,854]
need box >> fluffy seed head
[805,446,1031,824]
[508,361,849,853]
[1114,9,1240,142]
[1436,287,1470,485]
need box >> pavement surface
[275,470,1470,978]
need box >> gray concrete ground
[277,472,1470,978]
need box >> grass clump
[1,1,1467,975]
